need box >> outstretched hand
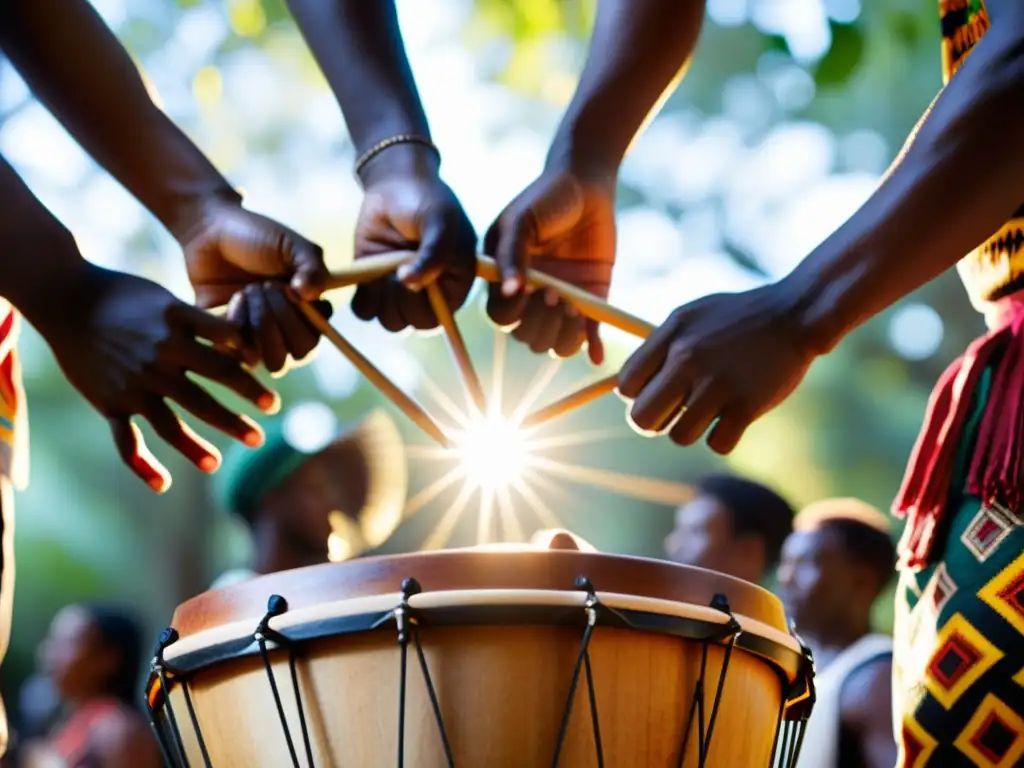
[181,196,333,375]
[485,167,616,365]
[40,262,280,492]
[617,285,818,453]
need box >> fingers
[553,313,587,358]
[377,278,409,333]
[108,418,171,493]
[351,280,384,323]
[617,317,681,400]
[160,373,264,447]
[667,380,723,446]
[285,236,328,302]
[513,293,564,354]
[245,284,288,374]
[627,355,690,434]
[225,292,260,369]
[175,303,246,351]
[140,399,222,473]
[585,320,605,367]
[494,215,533,297]
[169,333,279,413]
[397,215,448,291]
[708,406,755,455]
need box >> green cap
[212,404,408,551]
[212,416,308,523]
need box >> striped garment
[0,298,26,759]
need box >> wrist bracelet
[353,134,440,178]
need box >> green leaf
[813,21,865,89]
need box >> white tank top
[795,633,893,768]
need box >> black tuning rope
[255,595,316,768]
[551,576,605,768]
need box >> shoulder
[840,653,892,727]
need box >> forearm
[285,0,431,158]
[786,17,1024,353]
[548,0,706,173]
[0,0,239,243]
[0,156,87,326]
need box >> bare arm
[841,658,898,768]
[0,0,239,243]
[546,0,707,175]
[785,0,1024,352]
[0,155,88,328]
[283,0,437,184]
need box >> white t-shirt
[796,633,893,768]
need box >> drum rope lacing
[145,579,817,768]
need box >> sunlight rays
[402,325,692,549]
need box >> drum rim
[155,586,802,683]
[175,549,787,640]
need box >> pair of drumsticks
[290,251,655,447]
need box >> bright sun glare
[401,331,694,548]
[453,412,530,490]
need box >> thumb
[396,214,448,291]
[192,284,241,311]
[285,235,328,302]
[174,302,246,349]
[494,215,533,297]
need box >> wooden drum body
[147,550,814,767]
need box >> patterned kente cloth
[894,359,1024,767]
[889,4,1024,763]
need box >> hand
[180,196,332,375]
[38,262,279,492]
[616,285,817,454]
[353,144,477,331]
[485,166,616,365]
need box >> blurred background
[0,0,979,707]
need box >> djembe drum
[145,548,814,767]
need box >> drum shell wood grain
[166,622,783,767]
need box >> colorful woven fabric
[939,0,1024,308]
[894,363,1024,766]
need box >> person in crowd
[777,499,897,768]
[20,604,161,767]
[664,474,794,585]
[211,404,407,588]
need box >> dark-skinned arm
[283,0,435,182]
[840,658,898,768]
[0,155,88,329]
[545,0,707,176]
[785,0,1024,352]
[0,0,239,243]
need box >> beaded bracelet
[353,134,440,178]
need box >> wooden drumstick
[474,255,655,339]
[295,302,453,448]
[320,252,656,340]
[521,374,618,429]
[425,283,487,413]
[322,251,416,291]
